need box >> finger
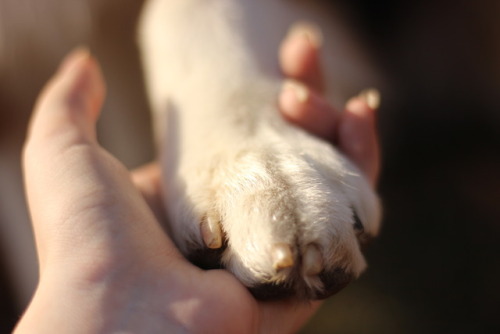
[339,89,381,185]
[131,162,168,224]
[23,49,178,271]
[280,80,339,141]
[280,22,324,92]
[27,48,104,146]
[259,299,322,333]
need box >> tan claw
[272,243,294,270]
[303,244,323,276]
[201,215,223,249]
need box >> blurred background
[1,0,499,332]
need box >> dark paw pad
[353,209,364,233]
[314,268,352,299]
[249,282,295,300]
[352,209,373,246]
[188,247,226,270]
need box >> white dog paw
[167,137,381,300]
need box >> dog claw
[303,244,323,276]
[272,243,294,270]
[201,215,223,249]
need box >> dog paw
[166,135,381,300]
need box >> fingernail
[59,47,91,73]
[61,49,105,119]
[283,79,310,103]
[287,22,323,48]
[358,88,381,110]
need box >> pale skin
[15,28,380,334]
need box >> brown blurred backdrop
[1,0,499,333]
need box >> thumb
[23,49,177,274]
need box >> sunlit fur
[138,0,381,298]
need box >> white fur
[138,0,381,297]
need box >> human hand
[16,24,380,334]
[15,49,321,334]
[279,23,380,185]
